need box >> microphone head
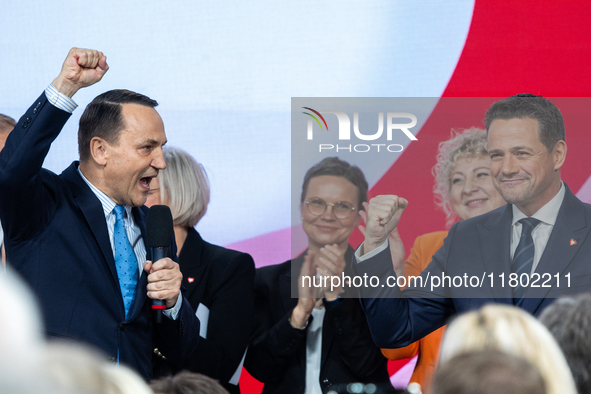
[146,205,174,248]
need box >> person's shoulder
[455,204,508,231]
[201,236,255,268]
[256,259,291,278]
[415,231,449,245]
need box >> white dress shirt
[510,182,565,274]
[305,307,326,394]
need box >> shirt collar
[511,181,565,226]
[77,166,132,219]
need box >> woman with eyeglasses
[146,146,255,394]
[244,157,391,394]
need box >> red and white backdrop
[1,1,590,392]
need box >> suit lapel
[62,162,120,286]
[179,228,208,301]
[521,185,589,313]
[478,206,514,301]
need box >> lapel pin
[187,277,195,283]
[570,239,577,246]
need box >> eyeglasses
[304,198,356,219]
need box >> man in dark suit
[352,94,591,348]
[0,48,199,379]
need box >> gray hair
[539,294,591,394]
[158,146,210,228]
[432,128,489,227]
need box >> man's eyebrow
[141,139,160,146]
[510,146,533,151]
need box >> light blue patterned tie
[513,217,541,303]
[113,206,139,318]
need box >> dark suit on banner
[245,249,390,394]
[0,93,200,379]
[352,185,591,349]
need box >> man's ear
[89,137,109,166]
[553,140,567,171]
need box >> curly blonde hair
[432,128,489,227]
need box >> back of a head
[150,371,229,394]
[43,341,153,394]
[439,304,577,394]
[432,350,546,394]
[539,294,591,394]
[0,272,47,392]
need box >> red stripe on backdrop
[242,2,591,393]
[443,1,591,97]
[348,0,591,250]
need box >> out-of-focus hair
[432,128,488,226]
[150,371,229,394]
[439,304,576,394]
[484,93,565,153]
[0,114,16,133]
[0,271,45,374]
[157,146,210,228]
[432,350,546,394]
[300,157,368,211]
[43,341,153,394]
[539,294,591,394]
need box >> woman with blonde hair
[147,146,255,394]
[438,304,577,394]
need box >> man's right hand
[52,47,109,98]
[362,195,408,256]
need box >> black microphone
[146,205,174,324]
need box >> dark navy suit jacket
[352,185,591,348]
[0,93,200,379]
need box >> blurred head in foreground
[150,371,229,394]
[539,293,591,394]
[439,304,576,394]
[432,350,546,394]
[43,341,153,394]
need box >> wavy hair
[432,128,488,227]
